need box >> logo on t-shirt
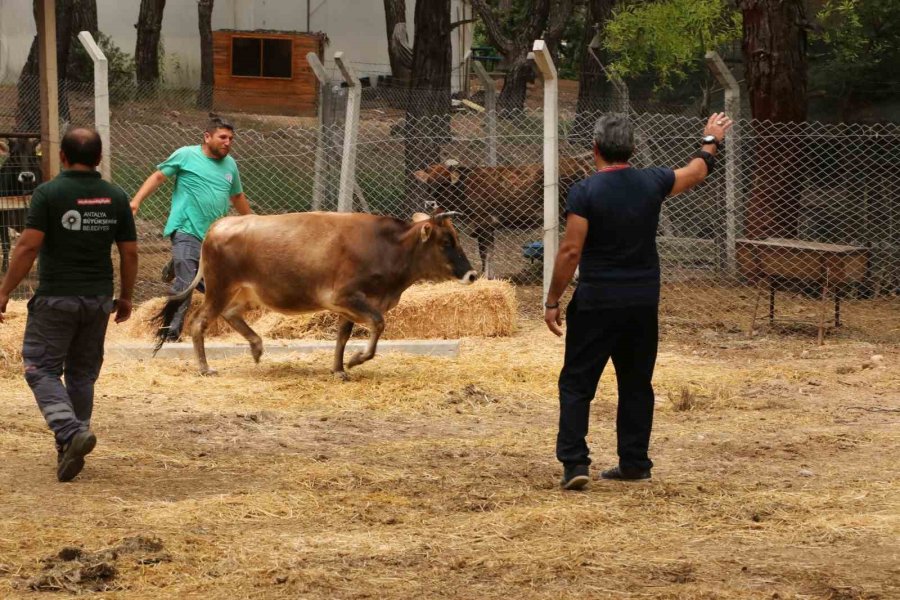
[61,210,82,231]
[224,173,233,184]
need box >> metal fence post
[307,51,329,211]
[706,51,740,277]
[469,55,497,167]
[532,40,559,304]
[77,31,111,181]
[335,52,361,213]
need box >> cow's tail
[151,255,205,356]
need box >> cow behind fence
[0,137,43,272]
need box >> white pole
[532,40,559,304]
[335,51,361,213]
[705,51,740,277]
[307,51,329,211]
[468,52,497,167]
[77,32,110,181]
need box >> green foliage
[68,32,137,104]
[811,0,900,103]
[604,0,741,89]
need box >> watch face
[702,135,717,144]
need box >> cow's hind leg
[191,290,231,377]
[222,292,263,363]
[332,317,354,381]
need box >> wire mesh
[1,75,897,342]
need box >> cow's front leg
[332,317,354,381]
[347,315,385,369]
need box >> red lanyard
[598,164,631,173]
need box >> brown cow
[413,156,593,278]
[153,210,477,377]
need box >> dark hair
[592,114,635,163]
[206,116,235,134]
[61,128,102,167]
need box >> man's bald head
[61,127,102,167]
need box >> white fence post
[532,40,559,304]
[306,51,329,211]
[77,31,110,181]
[468,53,498,167]
[335,51,361,213]
[706,50,740,277]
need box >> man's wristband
[693,150,717,176]
[545,301,560,309]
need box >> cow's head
[411,209,477,284]
[412,159,462,187]
[0,137,43,196]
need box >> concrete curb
[106,339,460,360]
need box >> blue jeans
[168,231,203,339]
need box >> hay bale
[0,300,27,377]
[128,295,266,339]
[131,279,517,341]
[259,279,517,340]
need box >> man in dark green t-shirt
[0,128,138,483]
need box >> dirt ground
[0,293,898,599]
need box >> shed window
[231,37,292,79]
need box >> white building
[0,0,474,92]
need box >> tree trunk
[197,0,214,108]
[403,0,451,218]
[572,0,616,141]
[471,0,573,114]
[497,57,533,114]
[740,0,808,240]
[135,0,167,92]
[16,0,88,131]
[383,0,411,85]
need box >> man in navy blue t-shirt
[546,112,734,490]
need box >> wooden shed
[212,30,324,117]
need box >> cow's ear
[420,222,433,243]
[412,212,430,223]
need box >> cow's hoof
[332,371,350,382]
[347,352,366,369]
[200,368,219,377]
[250,344,263,363]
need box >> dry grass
[0,292,898,599]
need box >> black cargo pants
[22,296,113,446]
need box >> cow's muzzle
[18,171,36,184]
[459,270,477,285]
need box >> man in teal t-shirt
[131,117,252,340]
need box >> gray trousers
[168,231,203,339]
[22,296,114,446]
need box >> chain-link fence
[2,73,898,342]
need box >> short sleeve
[114,188,138,242]
[24,186,49,232]
[229,160,243,196]
[565,181,589,219]
[647,167,676,198]
[157,147,188,178]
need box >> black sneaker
[57,430,97,482]
[161,258,175,283]
[560,464,590,490]
[599,465,651,481]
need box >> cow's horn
[432,211,462,221]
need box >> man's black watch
[544,301,560,309]
[700,135,721,149]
